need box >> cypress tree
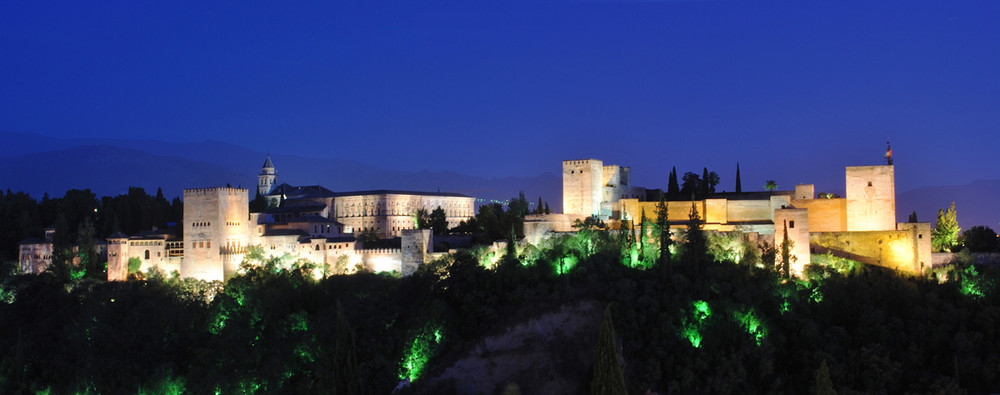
[656,195,671,268]
[684,201,706,266]
[735,162,742,193]
[700,167,710,199]
[780,220,793,278]
[668,167,679,197]
[591,304,627,395]
[815,360,837,395]
[639,208,647,263]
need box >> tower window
[867,181,873,187]
[789,220,795,229]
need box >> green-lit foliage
[732,308,767,346]
[681,300,711,348]
[958,264,992,299]
[932,201,961,252]
[400,323,445,382]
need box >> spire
[263,153,274,169]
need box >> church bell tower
[258,155,276,197]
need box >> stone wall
[810,228,924,274]
[774,208,811,274]
[789,198,847,232]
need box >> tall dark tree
[428,206,448,235]
[656,196,671,268]
[961,226,1000,252]
[684,201,707,266]
[907,211,918,223]
[668,167,680,197]
[536,197,544,214]
[815,360,837,395]
[591,304,627,395]
[700,167,710,198]
[680,172,700,198]
[780,220,793,278]
[735,162,742,193]
[638,208,647,263]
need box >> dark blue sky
[2,1,998,194]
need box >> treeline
[1,208,998,393]
[0,188,182,263]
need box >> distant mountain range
[0,131,561,211]
[1,131,996,228]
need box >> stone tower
[845,165,895,231]
[258,155,276,197]
[183,187,250,281]
[106,233,130,281]
[563,159,603,217]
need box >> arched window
[144,250,150,260]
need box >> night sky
[2,1,998,194]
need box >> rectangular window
[789,220,795,229]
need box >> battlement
[563,159,601,166]
[184,187,248,196]
[360,248,401,255]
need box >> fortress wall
[361,249,402,273]
[704,199,728,224]
[790,198,847,232]
[726,200,774,223]
[846,165,895,231]
[810,229,922,274]
[795,184,815,200]
[897,222,932,272]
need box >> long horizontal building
[526,158,932,276]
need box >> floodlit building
[527,159,932,276]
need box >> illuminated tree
[932,202,960,252]
[764,180,778,191]
[414,208,430,230]
[638,208,647,263]
[591,304,627,395]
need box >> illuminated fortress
[104,156,473,282]
[527,159,932,275]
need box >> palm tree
[764,180,778,191]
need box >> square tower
[183,187,250,281]
[845,166,895,231]
[562,159,603,217]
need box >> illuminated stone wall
[183,187,249,281]
[562,159,603,217]
[794,184,815,200]
[846,165,895,231]
[810,229,924,274]
[332,193,474,238]
[788,198,847,232]
[896,222,932,272]
[774,208,811,275]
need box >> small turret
[258,154,277,196]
